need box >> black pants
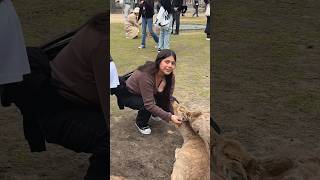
[205,16,211,38]
[2,81,108,180]
[120,88,169,127]
[172,11,181,34]
[193,6,199,16]
[39,88,108,180]
[46,109,107,180]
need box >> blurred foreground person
[1,13,108,180]
[0,0,30,92]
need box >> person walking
[138,0,159,49]
[171,0,183,35]
[181,0,187,16]
[192,0,199,17]
[155,0,173,52]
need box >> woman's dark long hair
[86,12,107,33]
[160,0,173,14]
[138,49,176,75]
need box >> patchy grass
[13,0,106,46]
[213,0,320,154]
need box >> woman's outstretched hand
[171,115,182,126]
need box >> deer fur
[171,102,210,180]
[110,175,126,180]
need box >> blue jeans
[141,17,159,47]
[158,27,171,50]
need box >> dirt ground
[110,101,210,180]
[0,106,90,180]
[213,0,320,163]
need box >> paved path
[173,24,206,31]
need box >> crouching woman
[121,49,182,134]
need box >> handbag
[155,6,171,27]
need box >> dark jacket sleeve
[178,0,183,10]
[137,3,143,21]
[91,38,108,124]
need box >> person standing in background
[0,0,30,95]
[192,0,199,17]
[154,0,161,14]
[123,0,132,21]
[204,0,211,40]
[137,0,159,49]
[181,0,187,16]
[156,0,173,52]
[171,0,183,35]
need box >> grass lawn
[13,0,106,46]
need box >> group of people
[123,0,211,52]
[124,0,178,52]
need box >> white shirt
[0,0,30,84]
[110,61,120,88]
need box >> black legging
[120,88,169,127]
[38,87,108,180]
[172,10,181,34]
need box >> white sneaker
[135,123,151,135]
